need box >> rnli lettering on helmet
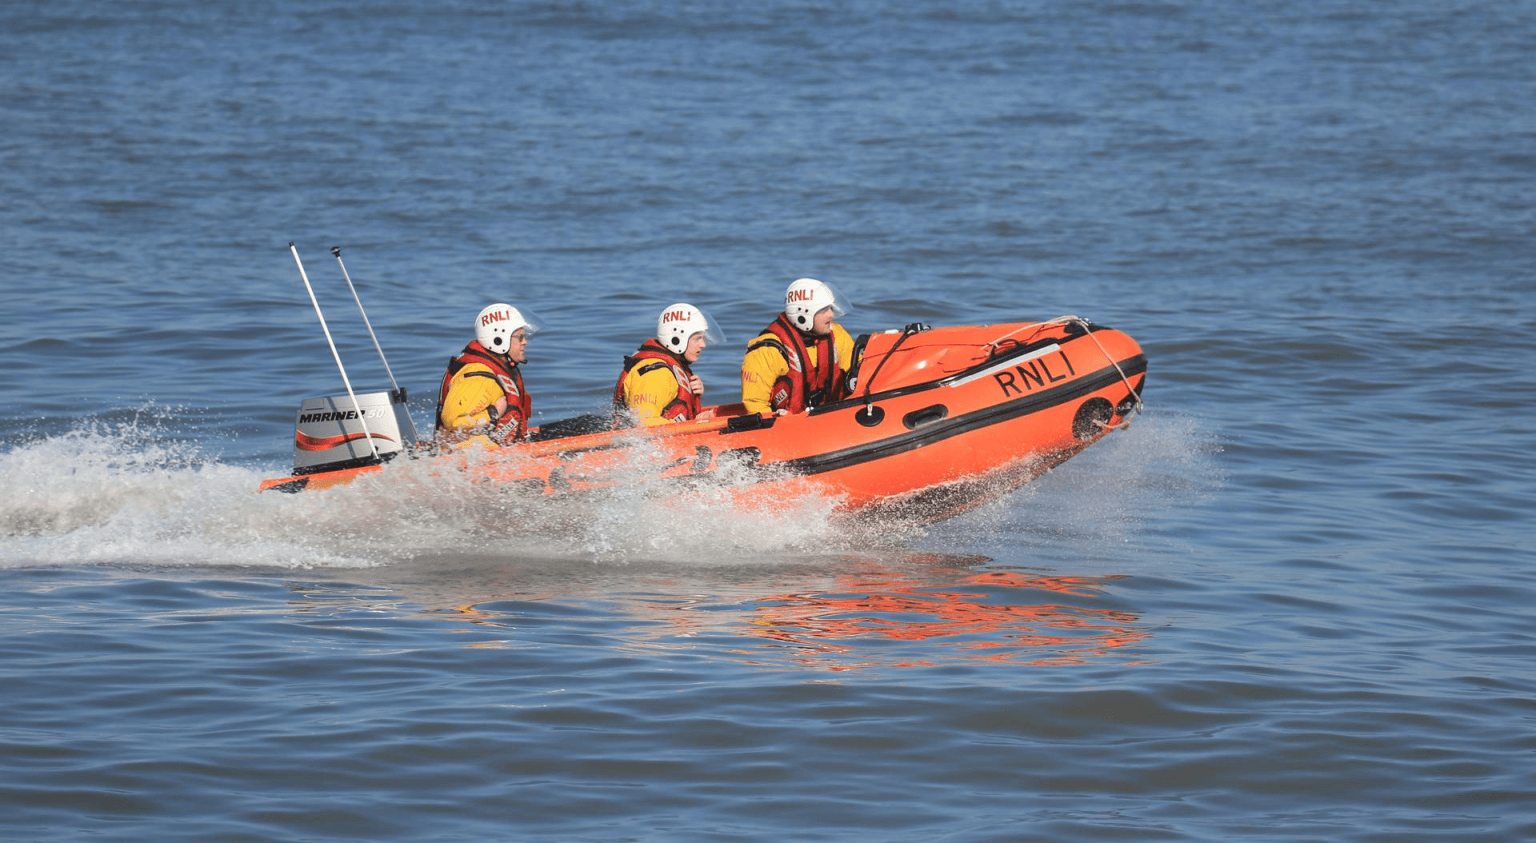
[481,310,508,327]
[662,309,688,324]
[787,289,816,302]
[993,350,1078,397]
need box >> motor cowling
[291,391,413,474]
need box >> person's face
[684,332,707,364]
[507,329,530,364]
[811,306,835,336]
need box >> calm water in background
[3,1,1535,840]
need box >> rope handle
[986,315,1146,430]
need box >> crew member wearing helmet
[435,303,539,446]
[740,278,855,415]
[614,303,724,426]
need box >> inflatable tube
[258,317,1147,525]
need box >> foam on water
[0,416,367,568]
[1,408,1219,571]
[0,414,852,569]
[917,409,1225,563]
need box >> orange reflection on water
[337,554,1152,672]
[742,568,1150,670]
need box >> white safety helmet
[656,302,725,351]
[783,277,847,331]
[475,303,540,354]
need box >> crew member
[436,302,539,446]
[741,278,855,415]
[614,302,724,426]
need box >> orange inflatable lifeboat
[258,316,1146,525]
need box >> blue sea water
[3,1,1535,840]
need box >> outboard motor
[291,390,415,475]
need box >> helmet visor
[817,282,849,318]
[511,305,544,336]
[691,307,726,345]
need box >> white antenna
[330,246,421,445]
[288,242,378,460]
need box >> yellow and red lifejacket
[749,314,844,413]
[612,339,699,425]
[435,340,531,441]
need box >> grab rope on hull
[984,315,1145,432]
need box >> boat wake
[0,417,847,569]
[0,411,1219,570]
[919,407,1226,561]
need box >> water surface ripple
[3,1,1535,840]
